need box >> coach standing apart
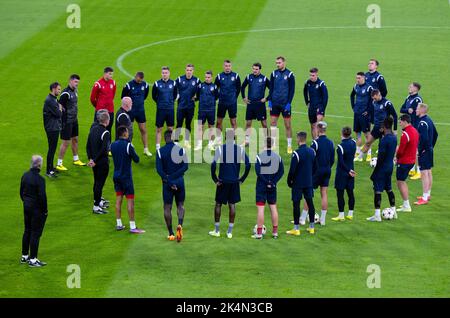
[90,67,116,137]
[43,82,62,178]
[86,110,111,214]
[20,155,48,267]
[121,71,152,157]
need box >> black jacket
[59,86,78,123]
[20,168,47,213]
[86,123,110,165]
[43,94,62,132]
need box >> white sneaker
[393,207,398,219]
[320,219,326,226]
[299,219,306,226]
[226,232,233,239]
[366,215,382,222]
[143,149,153,157]
[208,230,220,237]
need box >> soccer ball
[253,224,267,235]
[382,207,395,220]
[314,213,320,224]
[370,157,378,168]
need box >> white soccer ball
[382,207,395,220]
[370,157,378,168]
[253,224,267,235]
[314,213,320,224]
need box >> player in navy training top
[303,67,328,139]
[367,117,397,222]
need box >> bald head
[121,96,132,111]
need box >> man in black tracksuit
[20,155,48,267]
[87,110,111,214]
[43,82,62,178]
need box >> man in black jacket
[43,82,62,178]
[86,109,111,214]
[20,155,48,267]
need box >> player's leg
[320,186,328,225]
[283,116,293,154]
[155,126,163,150]
[56,139,70,171]
[268,204,279,238]
[208,202,222,237]
[28,209,47,266]
[70,122,84,165]
[367,190,382,222]
[21,207,32,263]
[300,200,308,225]
[227,203,236,237]
[417,169,430,204]
[46,131,59,176]
[286,199,301,235]
[397,164,412,211]
[184,108,194,148]
[164,203,174,238]
[347,188,355,219]
[194,118,204,150]
[215,117,224,144]
[244,120,252,146]
[226,183,240,238]
[304,192,316,234]
[360,132,374,158]
[332,188,346,221]
[138,122,151,156]
[254,204,265,239]
[175,200,185,242]
[115,192,124,230]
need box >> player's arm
[287,152,299,187]
[267,72,274,102]
[287,72,295,104]
[151,82,158,103]
[396,132,408,159]
[303,81,309,106]
[195,83,201,101]
[128,143,140,163]
[255,156,269,184]
[240,76,249,99]
[45,99,62,118]
[387,101,398,130]
[273,157,285,184]
[350,87,356,110]
[418,122,429,152]
[112,80,117,98]
[144,82,150,100]
[214,85,219,100]
[214,75,221,89]
[59,91,69,111]
[378,76,387,97]
[173,81,178,100]
[235,74,241,98]
[93,132,109,164]
[19,175,24,201]
[211,148,220,183]
[121,83,131,99]
[374,139,387,174]
[337,146,351,174]
[168,149,188,180]
[399,99,408,114]
[37,176,48,213]
[432,125,438,148]
[90,82,100,107]
[239,150,251,184]
[264,77,270,100]
[156,150,168,182]
[321,81,328,111]
[329,143,335,168]
[86,135,92,161]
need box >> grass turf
[0,0,449,297]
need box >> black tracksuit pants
[22,207,47,259]
[93,162,109,206]
[45,130,59,174]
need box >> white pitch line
[116,25,450,126]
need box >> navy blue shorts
[308,106,319,124]
[130,109,146,123]
[353,113,370,133]
[246,102,267,121]
[372,171,393,192]
[270,104,291,118]
[177,107,195,128]
[396,163,414,181]
[155,109,174,128]
[419,150,434,170]
[291,187,313,202]
[370,126,383,140]
[313,169,331,188]
[215,182,240,204]
[334,172,355,190]
[114,178,135,198]
[217,103,237,119]
[198,110,215,125]
[162,183,185,204]
[256,185,277,205]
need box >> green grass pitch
[0,0,449,297]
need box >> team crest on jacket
[210,87,214,91]
[362,89,366,93]
[259,78,262,82]
[315,84,319,88]
[372,78,375,82]
[231,77,235,81]
[284,75,288,80]
[192,81,195,86]
[141,86,144,90]
[169,84,173,89]
[110,84,113,89]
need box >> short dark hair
[49,82,60,91]
[297,131,307,142]
[370,58,379,66]
[161,66,170,71]
[224,59,231,64]
[412,82,421,91]
[400,114,411,123]
[266,137,273,149]
[356,71,365,76]
[104,66,114,73]
[342,126,352,138]
[135,71,144,79]
[164,129,173,142]
[309,67,318,73]
[383,116,394,130]
[118,126,128,137]
[253,62,262,69]
[186,64,194,68]
[371,89,381,97]
[205,70,213,76]
[69,74,80,80]
[276,56,285,61]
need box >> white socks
[116,219,122,227]
[57,159,63,166]
[300,210,308,222]
[156,144,160,150]
[287,138,292,147]
[320,210,327,223]
[403,200,411,208]
[356,146,361,155]
[130,221,136,230]
[348,210,354,217]
[368,148,372,155]
[375,209,381,218]
[339,212,345,218]
[73,155,79,161]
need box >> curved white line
[116,25,450,126]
